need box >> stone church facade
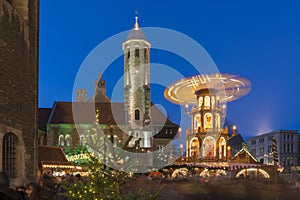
[0,0,39,183]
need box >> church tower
[122,14,152,149]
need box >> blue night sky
[39,0,300,138]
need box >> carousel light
[232,125,237,135]
[178,127,182,140]
[185,104,189,113]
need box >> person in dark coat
[0,171,23,200]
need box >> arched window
[144,48,148,60]
[219,137,226,159]
[202,136,216,158]
[65,135,71,147]
[135,48,139,57]
[113,135,118,147]
[198,96,203,109]
[211,96,215,109]
[127,48,130,59]
[204,113,213,130]
[190,137,200,157]
[2,133,18,175]
[194,114,201,131]
[204,96,210,108]
[215,113,221,129]
[59,135,65,146]
[80,135,85,146]
[134,109,140,120]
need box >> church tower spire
[122,13,152,149]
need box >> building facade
[0,0,39,183]
[247,130,299,167]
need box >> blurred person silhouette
[0,171,23,200]
[25,182,40,200]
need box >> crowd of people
[0,172,41,200]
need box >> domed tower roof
[126,14,148,41]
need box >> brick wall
[0,0,38,181]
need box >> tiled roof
[38,145,71,166]
[47,102,178,127]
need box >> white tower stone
[122,14,152,149]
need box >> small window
[259,138,265,143]
[2,133,18,175]
[135,48,139,57]
[113,135,118,147]
[204,96,210,108]
[127,49,130,59]
[65,135,71,147]
[80,135,85,146]
[144,48,148,59]
[134,109,140,120]
[198,96,203,109]
[59,135,65,146]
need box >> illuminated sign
[66,153,90,162]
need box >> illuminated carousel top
[164,74,251,104]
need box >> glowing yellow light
[233,125,237,130]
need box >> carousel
[163,74,279,181]
[164,73,251,162]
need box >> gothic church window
[2,133,17,175]
[134,109,140,120]
[59,135,65,146]
[65,135,71,147]
[113,135,118,147]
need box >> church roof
[44,101,178,127]
[125,16,148,41]
[38,108,51,130]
